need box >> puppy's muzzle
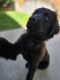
[31,14,44,33]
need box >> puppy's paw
[38,53,50,70]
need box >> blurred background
[0,1,60,80]
[0,0,60,31]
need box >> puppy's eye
[44,13,49,21]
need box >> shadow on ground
[0,12,22,31]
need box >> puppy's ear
[48,12,59,38]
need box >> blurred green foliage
[0,11,30,31]
[0,0,14,4]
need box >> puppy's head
[26,7,59,41]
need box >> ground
[0,28,60,80]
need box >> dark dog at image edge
[0,7,59,80]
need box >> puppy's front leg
[26,61,39,80]
[26,57,39,80]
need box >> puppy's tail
[0,37,20,60]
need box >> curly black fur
[0,7,59,80]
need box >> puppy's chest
[26,40,41,52]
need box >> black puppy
[0,8,59,80]
[15,8,59,80]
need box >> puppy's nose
[37,30,43,34]
[40,31,43,33]
[31,16,37,23]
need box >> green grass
[0,11,30,31]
